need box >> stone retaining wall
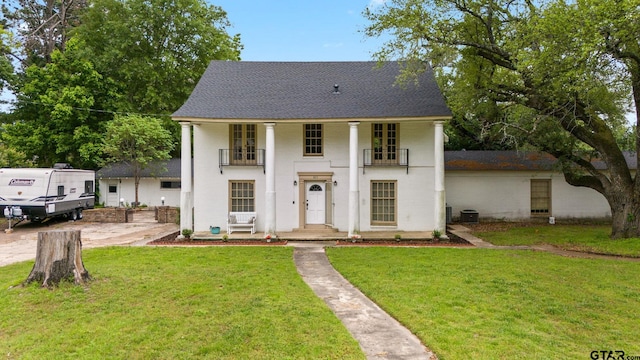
[82,208,132,223]
[156,206,179,224]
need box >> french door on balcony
[230,124,257,165]
[372,123,398,164]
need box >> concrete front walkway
[292,242,437,360]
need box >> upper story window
[304,124,323,156]
[230,124,257,165]
[372,123,399,164]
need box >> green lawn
[0,247,364,360]
[326,247,640,360]
[473,224,640,257]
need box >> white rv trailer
[0,164,95,222]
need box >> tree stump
[25,230,91,287]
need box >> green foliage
[365,0,637,153]
[3,39,120,168]
[73,0,242,115]
[328,247,640,359]
[102,114,174,204]
[0,26,17,92]
[365,0,640,237]
[0,142,32,167]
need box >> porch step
[291,226,338,233]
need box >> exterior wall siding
[445,171,610,220]
[98,178,181,207]
[193,121,437,233]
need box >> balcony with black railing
[219,149,265,174]
[363,148,409,174]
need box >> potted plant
[394,233,402,242]
[222,234,229,242]
[181,228,193,240]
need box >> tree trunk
[608,196,640,239]
[25,230,91,287]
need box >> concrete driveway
[0,210,178,267]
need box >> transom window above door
[304,124,323,156]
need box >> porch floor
[193,230,436,241]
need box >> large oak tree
[365,0,640,238]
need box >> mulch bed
[336,232,472,247]
[147,231,472,247]
[147,233,287,246]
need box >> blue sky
[211,0,388,61]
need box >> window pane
[304,124,323,155]
[371,180,397,225]
[531,180,550,215]
[230,181,255,212]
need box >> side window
[531,179,551,216]
[57,185,65,197]
[160,181,181,189]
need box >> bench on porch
[227,212,257,234]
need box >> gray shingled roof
[445,151,638,171]
[172,61,452,121]
[97,159,182,178]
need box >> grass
[326,247,640,360]
[0,247,364,360]
[473,224,640,257]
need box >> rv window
[85,181,94,194]
[58,186,64,196]
[108,185,117,193]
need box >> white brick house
[171,61,452,236]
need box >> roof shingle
[172,61,452,121]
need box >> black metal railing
[219,149,265,174]
[363,148,409,174]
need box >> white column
[264,123,276,235]
[179,122,193,237]
[348,122,360,237]
[434,121,446,233]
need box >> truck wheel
[77,209,83,219]
[71,210,78,221]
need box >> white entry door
[306,182,325,225]
[106,183,119,207]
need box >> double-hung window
[371,180,397,225]
[530,179,551,216]
[229,181,255,212]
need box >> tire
[71,210,78,221]
[77,209,83,219]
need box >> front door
[106,183,119,207]
[306,182,325,225]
